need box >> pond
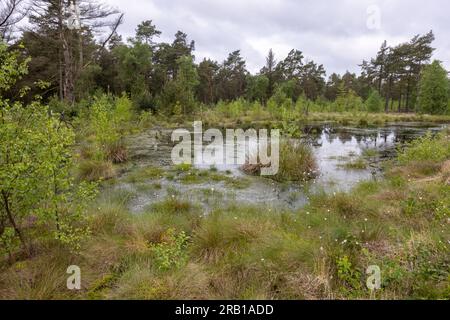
[114,122,447,213]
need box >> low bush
[81,94,134,163]
[398,132,450,165]
[150,228,190,271]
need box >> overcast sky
[104,0,449,76]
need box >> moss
[174,163,193,173]
[362,148,378,158]
[87,274,117,300]
[125,166,165,183]
[173,166,251,189]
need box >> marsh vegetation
[1,0,450,301]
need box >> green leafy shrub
[398,132,450,165]
[87,94,134,163]
[0,42,29,95]
[333,88,364,112]
[113,95,134,132]
[89,96,119,159]
[0,227,18,262]
[336,255,363,294]
[138,110,154,129]
[418,60,449,115]
[216,98,247,119]
[0,103,97,253]
[0,43,98,254]
[150,228,190,270]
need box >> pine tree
[197,58,219,104]
[418,60,449,115]
[26,0,123,103]
[216,50,248,101]
[160,55,199,115]
[260,49,278,97]
[135,20,161,46]
[366,89,383,113]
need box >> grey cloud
[106,0,449,75]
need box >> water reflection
[123,123,447,212]
[305,123,445,194]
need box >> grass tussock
[274,142,318,182]
[125,166,165,183]
[77,160,116,182]
[106,142,129,164]
[341,158,368,170]
[242,141,318,182]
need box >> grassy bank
[198,108,450,129]
[1,129,448,300]
[153,111,450,133]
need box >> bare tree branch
[100,13,123,49]
[0,0,27,27]
[0,0,28,41]
[25,0,124,102]
[81,13,124,71]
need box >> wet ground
[112,122,447,213]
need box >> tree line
[1,0,449,115]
